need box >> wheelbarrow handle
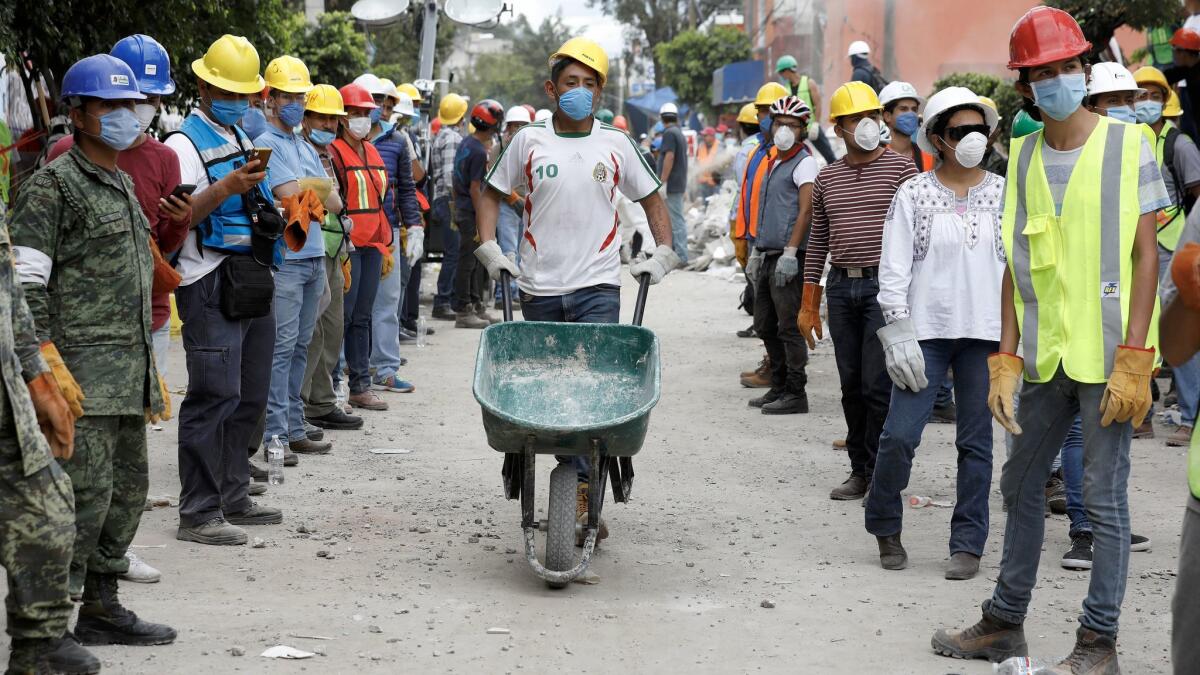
[500,270,514,323]
[632,273,651,327]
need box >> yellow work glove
[987,353,1024,435]
[40,342,84,420]
[146,375,172,424]
[1100,345,1156,427]
[733,237,748,269]
[342,256,352,293]
[381,247,395,279]
[797,283,823,349]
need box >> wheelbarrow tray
[473,321,660,457]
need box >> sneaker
[1168,424,1193,447]
[455,310,490,329]
[290,437,332,455]
[736,324,757,338]
[398,327,417,342]
[1062,531,1094,570]
[349,390,389,411]
[1130,533,1152,552]
[121,552,161,584]
[761,392,809,414]
[575,481,609,546]
[931,402,957,424]
[431,306,456,320]
[1046,470,1067,515]
[248,482,267,496]
[176,517,247,546]
[225,501,283,526]
[945,552,981,580]
[748,388,782,408]
[1133,417,1155,439]
[303,419,324,441]
[740,356,771,388]
[931,607,1028,662]
[309,409,365,430]
[876,534,907,570]
[1039,627,1119,674]
[374,375,416,393]
[9,633,101,674]
[830,473,869,500]
[401,319,434,335]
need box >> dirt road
[3,271,1183,673]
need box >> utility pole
[882,0,896,81]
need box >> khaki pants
[302,256,345,418]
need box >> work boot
[832,438,847,450]
[739,356,771,388]
[575,482,609,546]
[474,302,498,325]
[431,305,456,320]
[830,473,869,500]
[225,501,283,526]
[931,605,1028,662]
[1046,469,1067,515]
[945,552,980,581]
[1168,424,1193,447]
[75,573,177,646]
[290,437,332,455]
[303,419,324,441]
[761,391,809,415]
[9,634,101,674]
[1039,627,1119,674]
[176,517,247,546]
[250,462,268,482]
[736,324,756,338]
[748,388,782,408]
[876,534,907,570]
[308,409,364,430]
[248,482,267,496]
[349,390,389,411]
[1133,417,1155,439]
[931,402,957,424]
[455,310,490,329]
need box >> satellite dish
[443,0,505,26]
[351,0,406,26]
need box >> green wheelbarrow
[473,274,661,588]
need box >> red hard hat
[716,123,728,134]
[613,114,627,130]
[702,126,715,136]
[1007,6,1091,70]
[339,83,377,109]
[1171,28,1200,52]
[470,99,505,130]
[430,117,442,135]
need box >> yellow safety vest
[1153,120,1187,251]
[1002,115,1160,384]
[1190,424,1200,499]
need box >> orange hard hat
[613,114,627,130]
[1171,28,1200,52]
[338,83,377,109]
[1007,6,1091,70]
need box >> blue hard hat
[111,34,175,95]
[60,54,146,102]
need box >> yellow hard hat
[264,55,313,94]
[549,37,609,86]
[754,82,789,106]
[1133,66,1171,95]
[977,95,998,112]
[1166,89,1184,117]
[304,84,346,116]
[439,92,468,125]
[192,34,265,95]
[398,82,423,102]
[736,102,757,124]
[829,81,882,122]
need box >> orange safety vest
[697,140,717,185]
[734,145,776,239]
[330,137,392,253]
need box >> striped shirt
[803,149,918,284]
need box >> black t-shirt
[452,135,488,215]
[656,125,688,194]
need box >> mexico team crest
[592,162,607,182]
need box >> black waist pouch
[218,255,274,320]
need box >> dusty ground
[2,270,1186,674]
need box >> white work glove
[474,239,519,281]
[876,317,929,392]
[773,247,799,287]
[745,249,764,285]
[629,244,681,285]
[406,226,425,265]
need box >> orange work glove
[146,375,171,424]
[342,257,352,293]
[797,283,823,349]
[987,353,1024,435]
[281,189,327,253]
[1171,242,1200,310]
[1100,345,1156,427]
[27,372,75,460]
[381,246,395,279]
[733,237,748,269]
[39,342,84,420]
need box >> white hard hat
[659,101,678,115]
[394,92,416,118]
[353,73,388,97]
[1087,61,1145,97]
[848,40,870,57]
[378,77,402,102]
[878,81,924,108]
[915,86,1000,156]
[534,108,552,122]
[504,105,531,125]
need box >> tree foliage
[1046,0,1181,61]
[587,0,739,87]
[931,72,1024,145]
[654,27,750,116]
[293,11,368,87]
[366,11,458,86]
[456,14,574,110]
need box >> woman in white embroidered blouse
[864,87,1007,582]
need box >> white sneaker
[121,551,161,583]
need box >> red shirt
[49,135,188,330]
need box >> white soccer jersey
[486,118,661,295]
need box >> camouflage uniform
[9,145,163,594]
[0,200,76,641]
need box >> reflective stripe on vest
[1003,116,1159,384]
[1190,421,1200,499]
[735,142,774,239]
[1154,121,1187,250]
[330,139,389,249]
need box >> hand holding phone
[250,147,273,168]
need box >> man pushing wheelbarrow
[472,36,679,586]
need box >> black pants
[402,260,422,327]
[752,253,808,394]
[452,209,487,312]
[825,266,891,479]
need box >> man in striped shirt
[799,81,918,501]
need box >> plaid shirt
[429,126,462,202]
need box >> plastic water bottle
[416,315,428,349]
[993,656,1055,674]
[267,435,285,486]
[335,379,349,410]
[909,495,933,508]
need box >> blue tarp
[712,60,765,106]
[623,86,693,139]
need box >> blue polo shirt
[255,125,327,260]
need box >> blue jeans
[370,233,410,381]
[343,248,383,394]
[985,367,1133,637]
[865,338,996,556]
[494,205,521,302]
[665,191,688,263]
[264,256,325,444]
[1162,245,1200,425]
[1059,417,1090,536]
[432,196,459,311]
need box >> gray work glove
[629,244,681,285]
[474,239,519,281]
[405,226,424,265]
[876,317,929,392]
[745,249,764,285]
[773,247,799,287]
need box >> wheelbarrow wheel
[545,463,577,589]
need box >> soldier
[9,54,176,646]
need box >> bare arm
[1189,183,1200,200]
[637,191,673,248]
[477,185,504,243]
[272,180,299,201]
[1125,213,1160,348]
[1163,296,1200,365]
[659,151,675,184]
[411,159,426,184]
[999,268,1021,354]
[785,183,813,249]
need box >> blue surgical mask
[894,111,919,137]
[211,98,251,127]
[1031,73,1087,122]
[369,107,382,124]
[557,86,594,121]
[1104,105,1137,124]
[90,108,142,151]
[1135,100,1164,125]
[239,105,267,138]
[278,102,305,128]
[308,128,336,146]
[759,117,772,137]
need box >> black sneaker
[1045,469,1067,515]
[1062,531,1093,570]
[736,325,757,339]
[1131,533,1152,552]
[761,392,809,415]
[748,388,782,408]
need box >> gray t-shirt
[1163,131,1200,207]
[1040,135,1169,216]
[657,125,689,194]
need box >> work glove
[406,226,425,265]
[744,250,764,286]
[342,256,352,293]
[1171,241,1200,310]
[381,247,395,279]
[876,317,928,392]
[40,342,84,420]
[797,283,823,349]
[1100,345,1156,427]
[733,237,749,269]
[808,123,820,142]
[773,247,799,287]
[27,372,74,460]
[987,353,1024,435]
[630,245,682,285]
[474,239,520,281]
[146,375,171,425]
